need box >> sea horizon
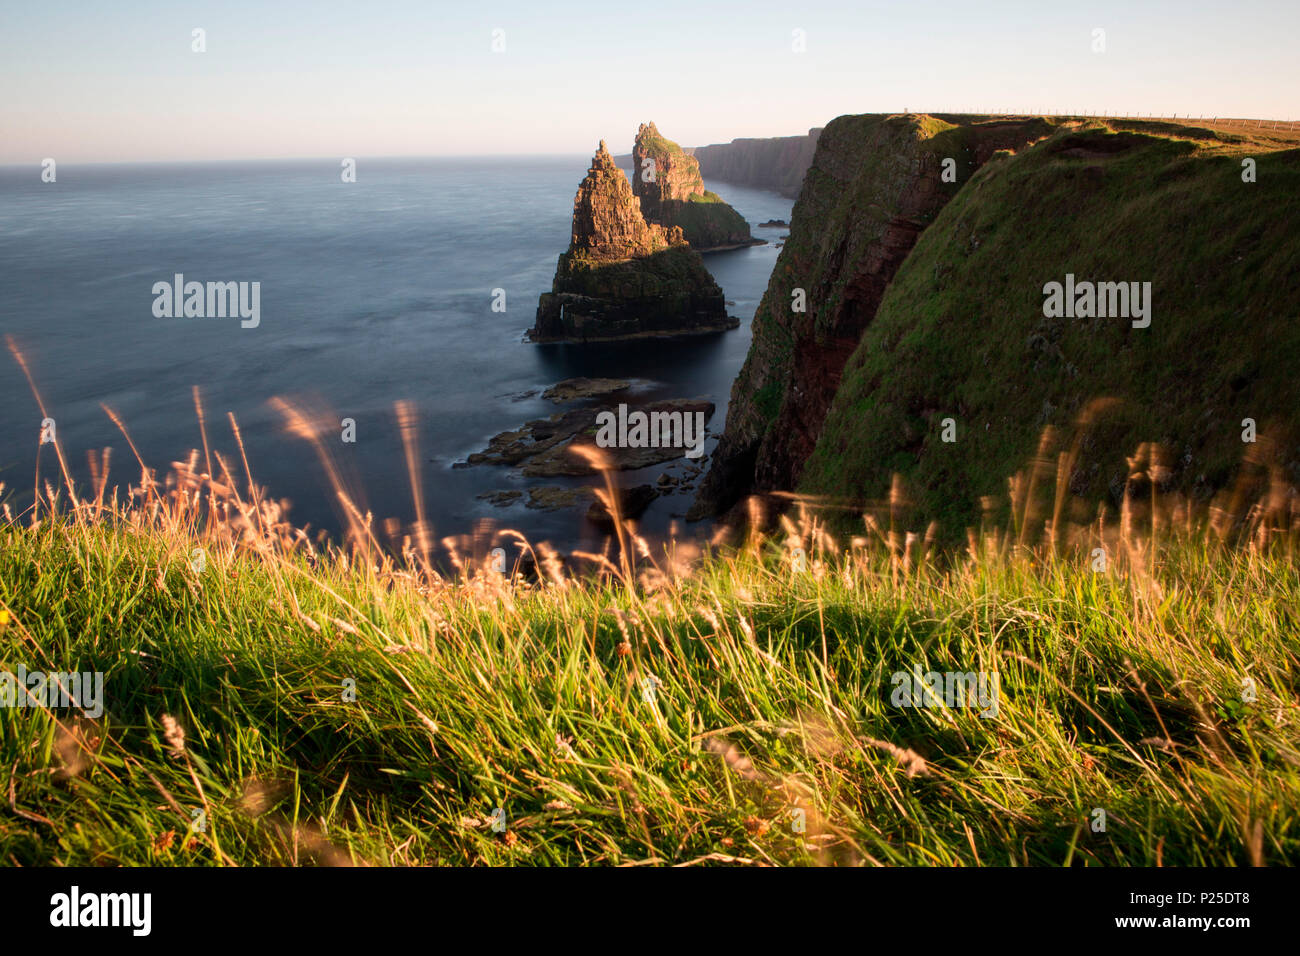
[0,155,794,551]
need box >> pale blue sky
[2,0,1296,162]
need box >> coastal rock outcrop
[461,395,716,476]
[531,141,735,343]
[631,122,758,251]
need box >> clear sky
[2,0,1296,163]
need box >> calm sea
[0,157,793,551]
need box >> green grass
[800,120,1300,536]
[633,122,753,248]
[699,112,1300,528]
[2,503,1297,866]
[662,194,753,248]
[5,115,1299,866]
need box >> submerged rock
[476,489,522,506]
[523,398,713,476]
[531,141,735,343]
[541,377,631,403]
[526,486,596,511]
[463,398,716,476]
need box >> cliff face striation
[631,122,757,251]
[690,112,1054,518]
[689,129,823,197]
[531,141,735,343]
[695,112,1300,535]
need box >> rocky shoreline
[463,378,715,522]
[460,397,715,476]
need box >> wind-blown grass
[1,467,1297,865]
[1,337,1296,866]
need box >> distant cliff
[693,113,1300,535]
[687,129,823,197]
[631,122,757,251]
[532,141,735,343]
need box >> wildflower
[863,737,928,778]
[160,714,186,759]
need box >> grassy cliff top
[635,121,682,159]
[800,118,1300,535]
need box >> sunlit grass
[1,337,1297,866]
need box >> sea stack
[531,141,735,343]
[631,122,758,251]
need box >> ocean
[0,157,793,552]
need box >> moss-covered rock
[632,122,759,251]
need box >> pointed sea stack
[531,141,735,343]
[631,122,759,251]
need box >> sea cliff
[688,129,823,197]
[693,113,1300,534]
